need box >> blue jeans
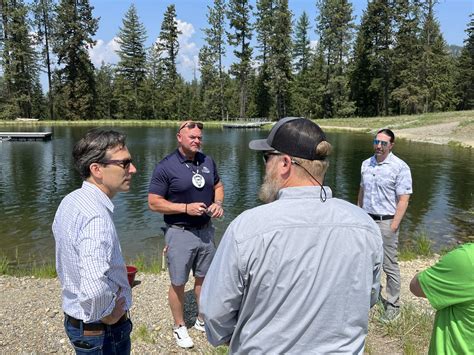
[64,316,132,354]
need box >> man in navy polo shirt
[148,120,224,349]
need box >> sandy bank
[0,257,439,354]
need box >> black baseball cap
[249,117,328,160]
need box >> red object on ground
[126,265,137,287]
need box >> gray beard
[258,173,281,204]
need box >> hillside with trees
[0,0,473,120]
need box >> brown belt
[66,313,129,331]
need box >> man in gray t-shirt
[201,117,383,354]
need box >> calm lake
[1,125,473,265]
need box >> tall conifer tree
[227,0,253,118]
[316,0,355,118]
[115,4,147,119]
[52,0,98,120]
[201,0,227,119]
[0,0,42,119]
[454,14,474,110]
[350,0,393,116]
[419,0,455,112]
[293,11,311,74]
[267,0,292,118]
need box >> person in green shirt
[410,242,474,354]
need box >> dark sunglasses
[263,151,282,164]
[99,159,133,169]
[178,121,204,132]
[373,139,389,147]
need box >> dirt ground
[396,121,474,148]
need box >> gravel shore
[0,257,438,354]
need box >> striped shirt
[53,181,132,323]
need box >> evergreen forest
[0,0,473,121]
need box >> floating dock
[223,121,272,129]
[0,132,52,141]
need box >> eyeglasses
[178,121,204,132]
[263,151,282,164]
[99,159,133,169]
[373,139,389,147]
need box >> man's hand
[390,221,400,233]
[206,202,224,218]
[101,288,126,325]
[186,202,208,216]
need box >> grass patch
[447,140,466,148]
[367,303,434,354]
[0,254,10,275]
[400,231,433,261]
[128,253,164,274]
[132,324,155,344]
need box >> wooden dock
[0,132,52,141]
[223,121,272,129]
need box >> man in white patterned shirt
[53,129,137,354]
[358,128,413,323]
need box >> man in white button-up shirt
[53,129,137,354]
[358,128,413,323]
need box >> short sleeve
[418,245,474,310]
[149,163,169,197]
[212,159,220,186]
[395,162,413,196]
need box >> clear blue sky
[84,0,473,81]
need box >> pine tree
[316,0,356,118]
[201,0,227,119]
[52,0,98,120]
[454,14,474,110]
[143,42,165,119]
[227,0,253,118]
[158,4,182,119]
[293,11,311,74]
[350,0,393,117]
[0,0,42,119]
[267,0,292,118]
[115,4,147,119]
[418,0,456,112]
[254,0,273,118]
[95,63,116,119]
[159,4,181,87]
[32,0,55,119]
[199,44,221,119]
[390,0,424,114]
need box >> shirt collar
[370,151,393,166]
[82,181,114,213]
[176,148,203,164]
[277,185,333,201]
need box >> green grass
[132,324,155,344]
[0,254,9,275]
[128,253,164,274]
[399,231,433,261]
[367,303,434,354]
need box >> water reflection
[0,125,472,264]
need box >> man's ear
[281,155,292,171]
[89,162,103,179]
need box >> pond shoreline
[1,110,473,148]
[0,256,438,354]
